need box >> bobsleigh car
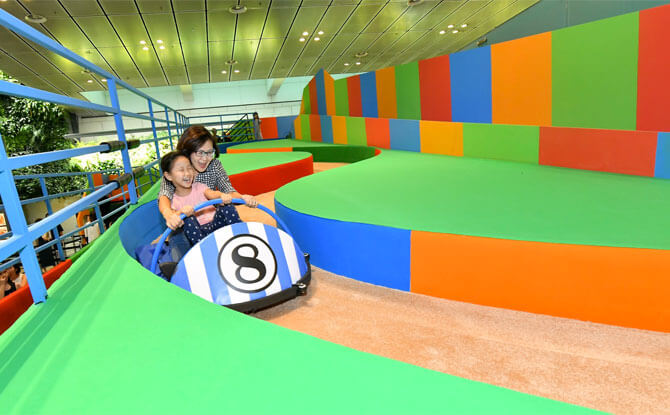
[148,199,311,313]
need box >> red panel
[260,117,278,139]
[227,147,292,154]
[229,155,314,195]
[309,114,322,142]
[347,75,363,117]
[539,127,657,176]
[309,79,318,114]
[365,117,390,149]
[0,260,71,335]
[419,54,451,121]
[637,5,670,131]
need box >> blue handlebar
[149,198,292,275]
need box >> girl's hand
[219,192,233,205]
[242,194,258,208]
[165,211,183,230]
[180,205,195,217]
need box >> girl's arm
[158,195,183,230]
[204,189,232,204]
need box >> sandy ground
[241,162,670,415]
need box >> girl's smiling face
[164,155,195,192]
[190,140,215,173]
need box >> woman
[157,125,258,261]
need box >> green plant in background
[0,71,86,199]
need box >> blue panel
[276,115,297,138]
[450,46,492,123]
[315,69,327,115]
[320,115,334,143]
[389,119,420,152]
[655,132,670,179]
[360,72,378,118]
[276,201,411,291]
[118,200,167,257]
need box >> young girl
[161,151,239,246]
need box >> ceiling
[0,0,539,100]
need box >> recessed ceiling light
[229,4,247,14]
[87,79,93,83]
[157,39,163,44]
[452,30,459,34]
[355,51,368,58]
[302,31,308,36]
[461,23,468,28]
[102,79,107,82]
[447,24,454,29]
[314,37,320,41]
[221,70,227,74]
[299,37,305,42]
[407,0,424,6]
[234,69,240,73]
[140,40,146,45]
[355,62,361,65]
[439,30,445,35]
[142,46,149,51]
[344,63,350,66]
[159,45,165,49]
[318,31,324,35]
[25,14,47,24]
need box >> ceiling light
[344,63,349,66]
[299,37,305,42]
[139,40,146,45]
[447,24,454,29]
[407,0,424,6]
[24,14,47,24]
[142,46,149,50]
[234,69,240,73]
[302,31,308,36]
[226,59,238,65]
[157,39,163,44]
[314,37,320,41]
[229,4,247,14]
[355,62,361,65]
[102,79,107,82]
[318,31,324,35]
[439,30,445,35]
[159,45,166,50]
[355,51,368,58]
[87,79,93,83]
[461,23,468,28]
[452,30,459,34]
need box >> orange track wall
[347,76,363,117]
[375,67,397,119]
[411,231,670,332]
[309,114,322,142]
[419,120,463,156]
[332,115,348,144]
[365,117,390,149]
[260,117,278,139]
[229,155,314,196]
[539,127,658,176]
[293,116,302,139]
[308,79,318,114]
[227,147,292,154]
[418,54,451,121]
[492,32,552,126]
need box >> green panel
[346,116,367,146]
[302,86,311,115]
[293,146,377,162]
[334,78,349,116]
[395,61,421,120]
[552,12,639,130]
[463,124,539,164]
[300,114,311,141]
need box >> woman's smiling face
[190,140,215,173]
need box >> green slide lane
[0,152,598,414]
[275,149,670,249]
[231,138,334,148]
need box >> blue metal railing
[0,8,187,304]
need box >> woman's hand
[219,192,233,205]
[165,210,184,230]
[241,194,258,208]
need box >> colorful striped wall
[295,4,670,178]
[258,115,297,139]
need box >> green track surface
[234,140,670,249]
[0,151,598,414]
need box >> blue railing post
[107,78,138,204]
[39,177,65,262]
[148,100,161,174]
[0,132,47,303]
[86,173,105,235]
[165,107,174,149]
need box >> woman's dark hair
[160,150,188,175]
[177,125,219,158]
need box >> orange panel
[411,231,670,332]
[259,117,278,139]
[294,116,302,139]
[419,120,463,156]
[491,32,552,126]
[332,115,348,144]
[324,70,336,115]
[375,67,397,119]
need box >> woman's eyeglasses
[195,150,215,158]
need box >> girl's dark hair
[161,150,188,175]
[177,125,219,158]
